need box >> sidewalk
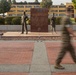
[0,40,76,75]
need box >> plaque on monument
[30,8,48,32]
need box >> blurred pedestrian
[54,7,76,69]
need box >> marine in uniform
[54,7,76,69]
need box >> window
[55,14,58,16]
[9,10,15,12]
[34,6,40,8]
[17,10,24,12]
[51,10,58,12]
[51,6,58,8]
[25,6,32,8]
[17,14,23,16]
[26,10,30,12]
[8,14,12,16]
[17,6,24,8]
[11,6,16,8]
[59,14,65,16]
[59,10,66,12]
[59,6,66,8]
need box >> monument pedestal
[31,8,48,32]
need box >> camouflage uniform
[56,16,76,65]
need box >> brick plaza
[0,31,76,75]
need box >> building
[7,0,40,17]
[49,3,66,17]
[6,0,75,18]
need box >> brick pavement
[0,41,34,75]
[45,42,76,64]
[0,73,28,75]
[52,72,76,75]
[0,40,76,75]
[45,41,76,75]
[0,42,34,64]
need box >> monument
[31,8,48,32]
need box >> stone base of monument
[0,31,75,40]
[1,36,62,40]
[0,31,62,40]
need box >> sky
[16,0,72,5]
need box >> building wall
[49,5,66,17]
[7,2,76,18]
[7,4,40,17]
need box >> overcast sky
[16,0,72,5]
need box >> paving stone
[29,72,51,75]
[51,64,76,72]
[0,41,34,64]
[45,42,76,64]
[0,73,28,75]
[30,65,51,72]
[0,64,30,72]
[31,42,50,65]
[30,42,51,75]
[31,42,49,65]
[0,40,76,75]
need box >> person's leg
[25,23,28,34]
[55,46,67,69]
[69,44,76,63]
[54,26,57,33]
[22,23,24,34]
[52,26,54,34]
[56,47,66,65]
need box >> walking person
[21,11,28,34]
[51,13,56,34]
[54,7,76,69]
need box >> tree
[12,0,16,4]
[0,0,11,17]
[40,0,52,9]
[40,0,52,18]
[72,0,76,9]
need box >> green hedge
[56,17,62,25]
[48,18,50,25]
[5,17,14,25]
[12,17,21,25]
[0,17,5,25]
[49,17,62,25]
[0,16,76,25]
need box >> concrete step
[1,36,61,40]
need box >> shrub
[56,17,62,25]
[48,18,50,25]
[5,17,14,25]
[75,18,76,22]
[70,18,76,25]
[0,17,5,25]
[12,17,21,25]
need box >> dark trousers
[22,23,28,34]
[52,26,56,33]
[56,43,76,65]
